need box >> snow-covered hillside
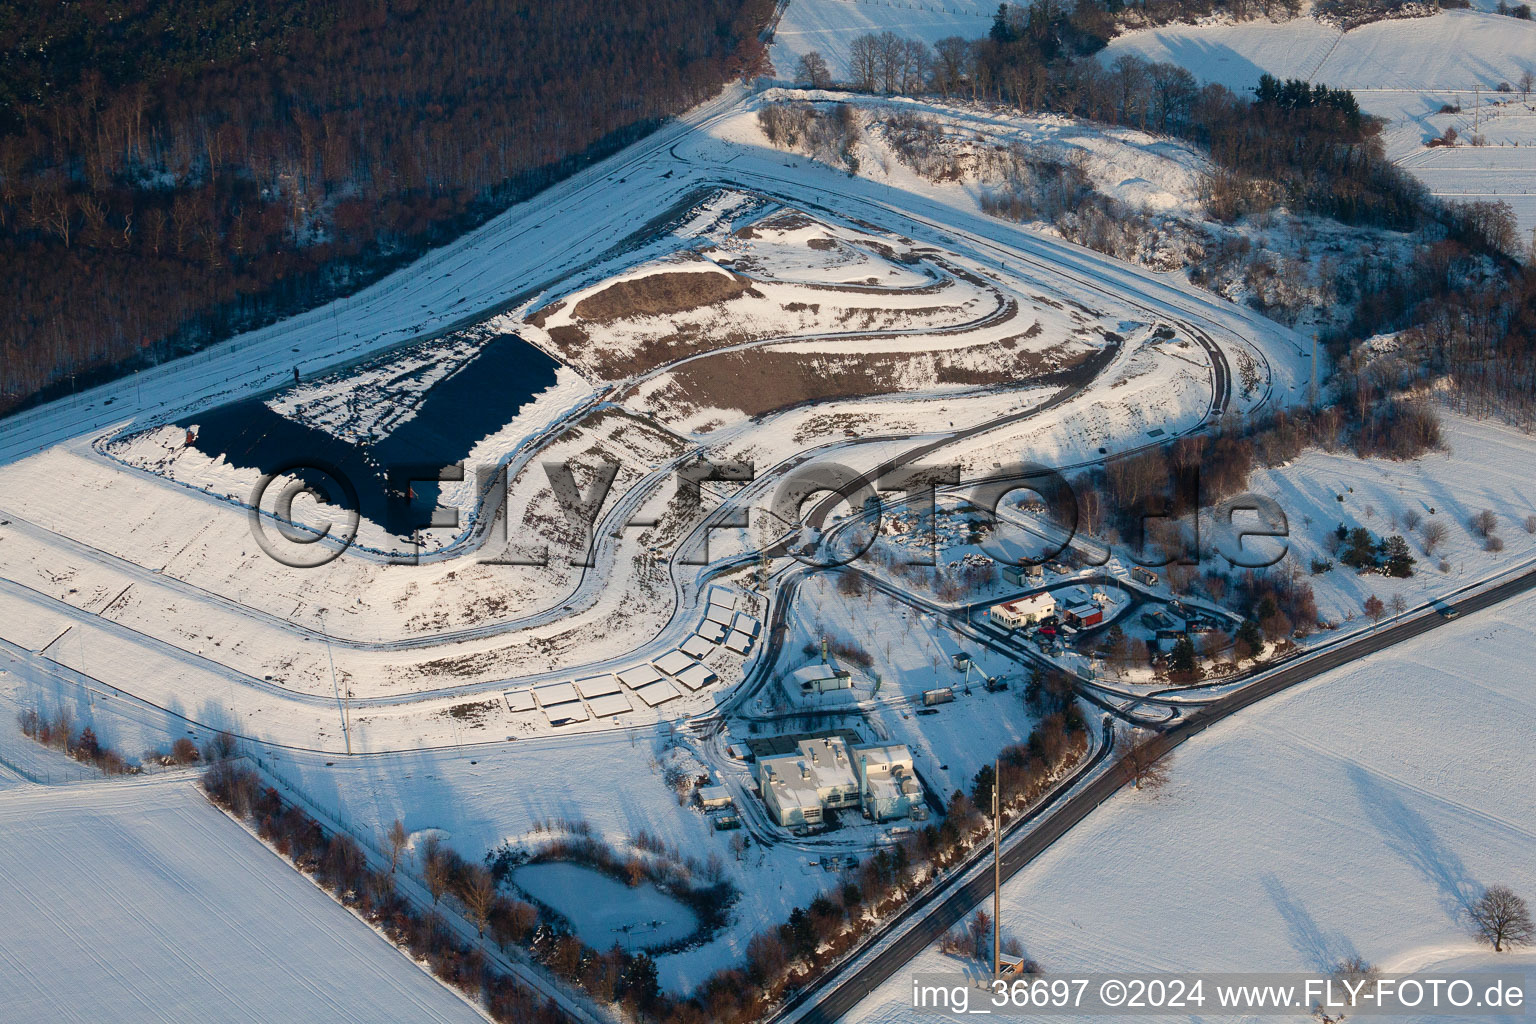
[1106,9,1536,233]
[769,0,995,82]
[849,582,1536,1023]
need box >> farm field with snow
[769,0,996,82]
[848,585,1536,1024]
[773,0,1536,231]
[1105,9,1536,234]
[0,777,482,1024]
[4,19,1536,1024]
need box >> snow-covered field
[769,0,995,83]
[0,777,482,1024]
[771,0,1536,229]
[1106,9,1536,234]
[1239,412,1536,625]
[848,583,1536,1023]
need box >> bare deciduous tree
[967,909,992,959]
[931,36,971,97]
[795,51,832,90]
[898,38,930,94]
[847,34,880,93]
[422,834,451,905]
[322,833,364,890]
[1363,593,1385,628]
[1470,885,1534,952]
[1471,508,1499,539]
[462,864,498,937]
[1389,593,1407,620]
[386,818,408,874]
[1331,956,1380,1005]
[1119,730,1171,792]
[1420,519,1449,554]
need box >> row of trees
[18,706,237,773]
[202,762,572,1024]
[0,0,775,415]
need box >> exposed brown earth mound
[524,300,565,327]
[649,339,1097,419]
[572,270,750,320]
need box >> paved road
[770,566,1536,1024]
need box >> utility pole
[321,611,349,755]
[992,756,1001,980]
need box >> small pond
[511,861,699,950]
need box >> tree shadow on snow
[1348,763,1478,923]
[1259,872,1360,972]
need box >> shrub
[202,761,261,817]
[202,730,238,762]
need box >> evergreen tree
[971,762,996,810]
[1236,618,1264,657]
[1169,634,1197,677]
[989,3,1020,43]
[1341,526,1377,568]
[76,726,99,760]
[619,952,660,1011]
[1382,534,1416,577]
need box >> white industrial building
[757,736,925,827]
[653,649,697,677]
[792,662,852,694]
[697,784,733,810]
[853,744,927,822]
[989,592,1055,629]
[680,634,714,659]
[757,737,861,827]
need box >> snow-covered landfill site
[1,1,1534,1022]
